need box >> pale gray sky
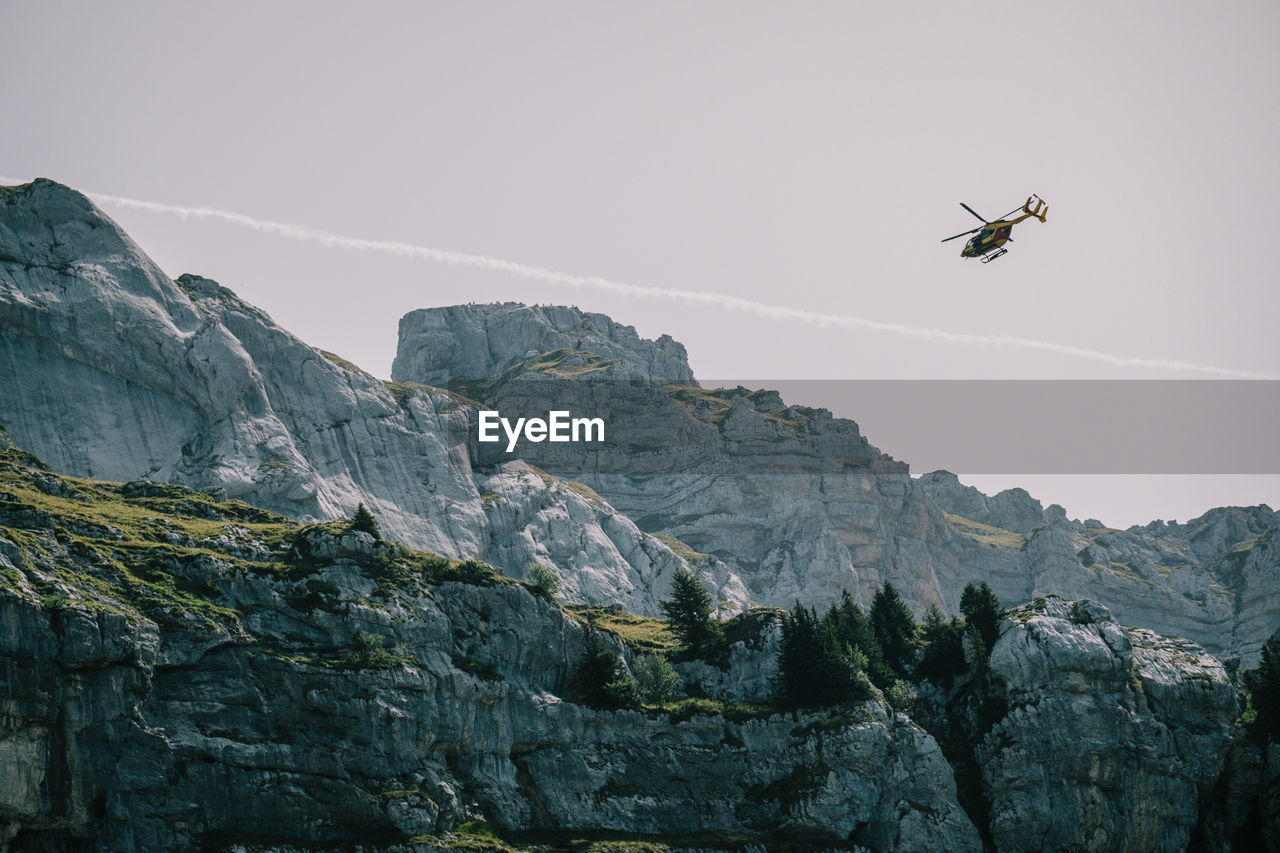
[3,1,1278,526]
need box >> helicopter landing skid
[980,248,1009,264]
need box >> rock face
[393,302,696,386]
[0,179,742,616]
[977,596,1237,852]
[918,470,1047,533]
[0,454,980,851]
[3,178,1278,662]
[394,304,1280,665]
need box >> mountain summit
[394,302,696,386]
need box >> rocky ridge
[0,179,744,617]
[395,307,1280,664]
[1,434,1273,850]
[0,438,980,851]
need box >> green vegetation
[870,582,917,677]
[916,605,967,688]
[527,562,560,600]
[348,629,411,669]
[659,569,726,661]
[943,513,1027,549]
[653,534,713,565]
[775,600,873,709]
[664,385,813,435]
[566,606,677,655]
[1106,560,1155,586]
[0,434,504,643]
[960,581,1004,656]
[563,479,604,503]
[348,502,383,540]
[884,680,919,715]
[1244,630,1280,744]
[319,349,372,377]
[570,627,641,711]
[518,347,615,379]
[634,653,680,703]
[822,591,893,688]
[496,827,865,853]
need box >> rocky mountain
[394,302,696,387]
[2,177,1280,850]
[0,179,743,618]
[394,307,1280,666]
[4,179,1277,666]
[0,435,981,850]
[2,434,1275,851]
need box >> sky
[2,1,1278,527]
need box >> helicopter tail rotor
[1023,195,1048,223]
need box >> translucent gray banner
[457,379,1280,475]
[718,380,1280,474]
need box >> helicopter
[941,195,1048,263]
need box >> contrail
[2,176,1272,379]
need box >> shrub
[527,562,560,600]
[885,679,919,716]
[350,629,401,669]
[635,653,680,703]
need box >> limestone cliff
[0,441,979,851]
[0,179,743,617]
[394,302,696,387]
[394,307,1280,664]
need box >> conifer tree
[960,581,1004,653]
[571,627,640,711]
[776,600,871,709]
[917,605,967,688]
[823,590,893,688]
[1250,630,1280,742]
[349,502,383,540]
[870,582,917,677]
[660,570,724,659]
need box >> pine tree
[349,502,382,540]
[823,590,893,689]
[776,602,825,707]
[960,581,1004,653]
[776,600,872,709]
[917,605,967,689]
[1250,629,1280,742]
[870,582,917,677]
[660,570,724,659]
[571,627,640,711]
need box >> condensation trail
[2,175,1272,379]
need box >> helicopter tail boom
[1023,195,1048,223]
